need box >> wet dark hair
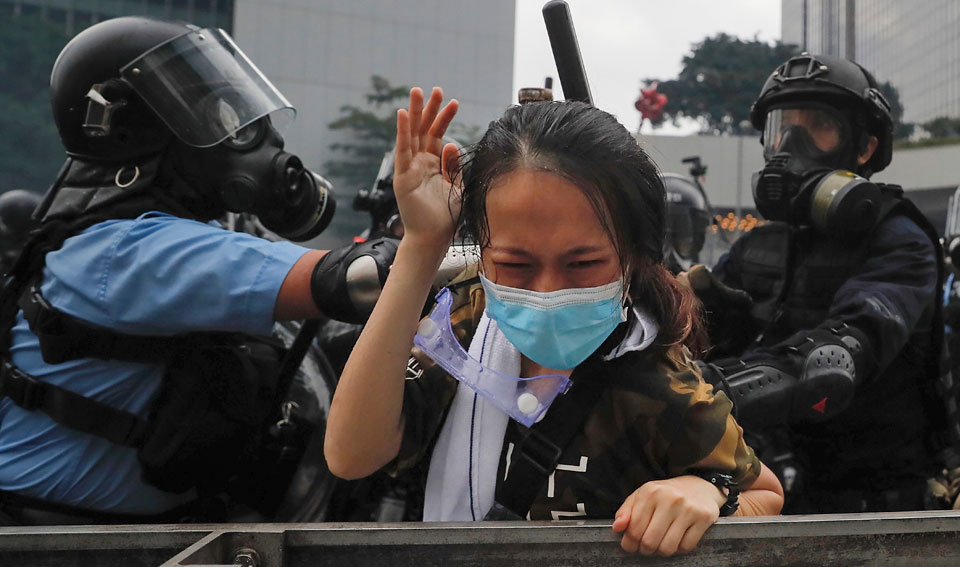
[457,101,707,354]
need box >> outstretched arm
[323,87,462,480]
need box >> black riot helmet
[50,16,294,163]
[51,17,184,163]
[662,173,710,273]
[749,54,892,235]
[749,53,893,177]
[43,16,335,241]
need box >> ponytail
[631,263,707,356]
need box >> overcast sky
[512,0,782,134]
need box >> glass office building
[782,0,960,124]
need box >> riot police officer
[688,53,960,513]
[0,17,397,524]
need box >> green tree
[647,34,800,135]
[324,75,410,190]
[319,76,483,246]
[0,14,71,192]
[877,81,913,140]
[325,75,482,188]
[920,116,960,139]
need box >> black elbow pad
[310,237,399,324]
[703,329,860,429]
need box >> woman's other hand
[611,463,783,556]
[612,475,723,556]
[394,87,461,251]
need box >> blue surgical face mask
[479,273,628,370]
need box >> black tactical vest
[725,187,946,489]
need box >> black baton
[542,0,593,104]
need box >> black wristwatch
[694,471,740,516]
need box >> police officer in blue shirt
[0,16,397,524]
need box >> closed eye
[569,259,607,269]
[494,262,532,270]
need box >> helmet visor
[120,28,294,147]
[763,106,848,159]
[666,206,710,260]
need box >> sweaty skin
[322,87,782,557]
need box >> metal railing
[3,511,960,566]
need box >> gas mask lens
[221,113,266,150]
[764,107,847,160]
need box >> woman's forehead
[485,169,615,252]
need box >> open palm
[393,87,462,249]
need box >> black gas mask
[752,105,880,235]
[172,117,335,241]
[108,26,336,241]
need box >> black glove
[685,265,757,358]
[310,237,399,324]
[686,264,754,310]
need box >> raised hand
[393,87,461,251]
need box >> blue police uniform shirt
[0,212,310,515]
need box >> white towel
[423,312,514,521]
[422,305,658,521]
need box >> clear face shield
[762,105,850,162]
[120,27,294,148]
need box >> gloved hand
[685,264,754,310]
[682,265,757,358]
[310,237,400,324]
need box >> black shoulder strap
[493,355,608,518]
[17,281,242,365]
[0,360,147,447]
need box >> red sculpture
[635,82,668,126]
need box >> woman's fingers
[418,87,443,150]
[619,533,641,554]
[407,87,424,155]
[677,519,711,554]
[395,109,413,176]
[638,506,678,555]
[656,516,691,556]
[426,99,460,155]
[622,496,655,552]
[440,142,462,186]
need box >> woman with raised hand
[325,87,783,556]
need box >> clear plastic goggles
[414,288,572,427]
[121,27,294,147]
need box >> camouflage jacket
[396,272,761,520]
